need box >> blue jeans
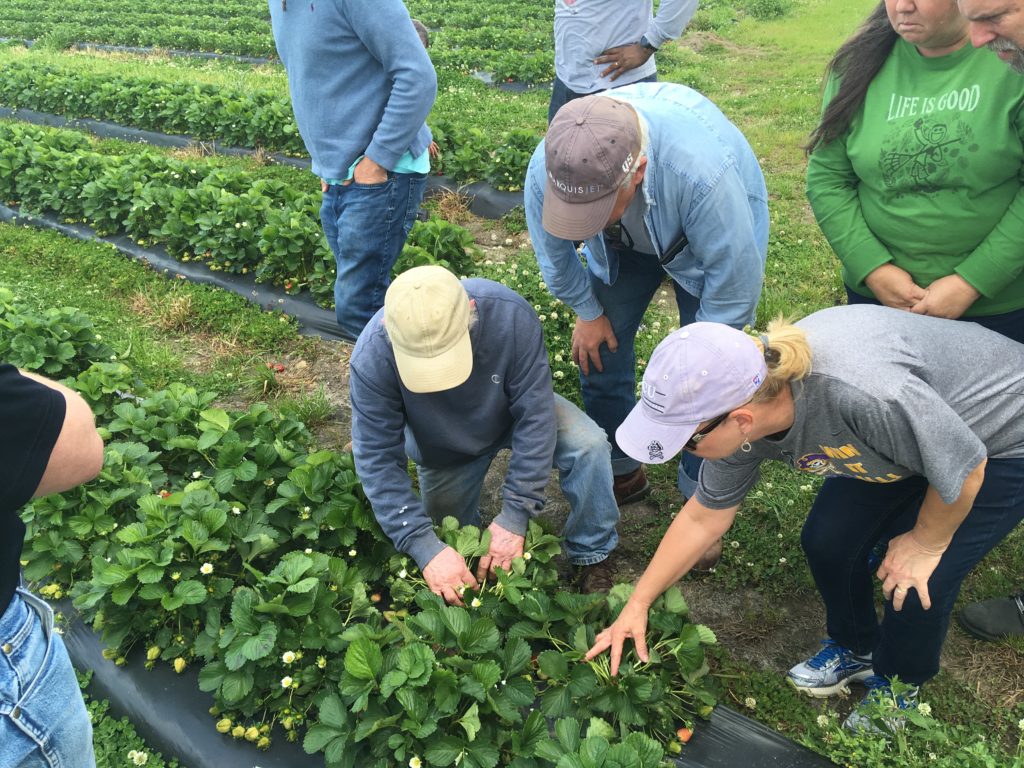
[581,243,703,497]
[548,73,658,123]
[416,394,619,565]
[0,589,94,768]
[320,172,427,342]
[802,459,1024,685]
[845,286,1024,345]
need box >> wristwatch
[639,35,658,52]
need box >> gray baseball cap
[542,95,641,240]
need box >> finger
[599,64,618,78]
[577,348,591,377]
[588,348,604,374]
[634,631,649,663]
[462,571,480,592]
[918,584,932,611]
[606,330,619,354]
[441,586,463,606]
[475,556,491,582]
[584,634,611,661]
[609,635,624,677]
[608,68,622,82]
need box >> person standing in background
[269,0,437,342]
[550,0,699,122]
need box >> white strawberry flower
[282,651,296,664]
[200,563,213,575]
[280,676,293,688]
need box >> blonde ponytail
[750,317,812,403]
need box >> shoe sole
[786,668,874,698]
[616,481,651,507]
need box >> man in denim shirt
[0,366,103,767]
[269,0,436,341]
[525,84,768,565]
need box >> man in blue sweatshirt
[269,0,437,342]
[350,266,620,604]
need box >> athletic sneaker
[842,674,919,734]
[787,638,874,697]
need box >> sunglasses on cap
[684,412,729,451]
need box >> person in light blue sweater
[350,267,621,604]
[269,0,437,341]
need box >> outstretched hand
[584,599,650,676]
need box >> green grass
[0,222,298,391]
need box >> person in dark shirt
[0,365,103,768]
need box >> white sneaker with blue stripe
[787,638,874,697]
[843,674,919,734]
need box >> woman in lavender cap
[585,304,1024,730]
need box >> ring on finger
[893,586,907,596]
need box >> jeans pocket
[348,173,396,191]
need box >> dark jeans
[845,286,1024,346]
[320,172,427,342]
[548,73,658,123]
[803,459,1024,685]
[581,243,703,496]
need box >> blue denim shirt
[526,82,769,329]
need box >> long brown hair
[806,1,897,153]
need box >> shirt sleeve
[695,452,764,510]
[955,102,1024,298]
[349,351,444,570]
[342,0,438,171]
[645,0,698,49]
[525,144,606,321]
[0,365,66,516]
[491,307,558,536]
[805,77,894,293]
[687,166,766,329]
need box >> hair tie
[759,333,780,365]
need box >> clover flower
[816,715,829,728]
[744,697,757,710]
[127,750,149,766]
[918,702,932,717]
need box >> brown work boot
[613,467,651,506]
[691,537,723,573]
[577,557,616,593]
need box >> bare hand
[349,156,388,186]
[594,43,655,82]
[476,522,525,581]
[572,315,618,376]
[320,179,329,193]
[909,274,980,320]
[863,264,927,310]
[423,546,479,606]
[585,599,650,676]
[876,531,947,611]
[428,141,441,160]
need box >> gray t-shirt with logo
[697,305,1024,509]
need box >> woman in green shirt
[807,0,1024,343]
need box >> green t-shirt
[807,40,1024,316]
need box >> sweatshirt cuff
[842,246,893,294]
[492,508,530,538]
[956,257,1016,300]
[572,294,606,323]
[405,530,447,571]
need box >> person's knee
[800,515,849,565]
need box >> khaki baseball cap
[543,95,642,240]
[384,266,473,393]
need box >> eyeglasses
[684,413,729,451]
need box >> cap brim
[615,400,699,465]
[542,179,619,241]
[393,329,473,394]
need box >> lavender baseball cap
[616,323,768,464]
[542,95,641,240]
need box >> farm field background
[1,0,1023,767]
